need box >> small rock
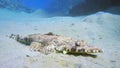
[70,23,75,26]
[26,55,30,57]
[34,28,38,30]
[99,37,102,39]
[110,60,116,63]
[45,32,54,35]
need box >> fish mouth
[86,49,103,53]
[76,48,103,53]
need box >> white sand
[0,9,120,68]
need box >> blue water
[20,0,52,10]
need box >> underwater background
[0,0,120,68]
[0,0,120,16]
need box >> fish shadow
[67,53,97,58]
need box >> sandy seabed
[0,10,120,68]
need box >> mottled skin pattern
[10,33,103,54]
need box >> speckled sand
[0,9,120,68]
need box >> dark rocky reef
[69,0,120,16]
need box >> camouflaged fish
[10,32,103,54]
